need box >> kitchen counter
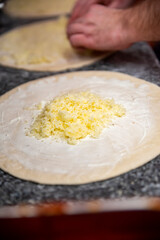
[0,41,160,206]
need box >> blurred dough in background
[0,17,108,71]
[4,0,76,18]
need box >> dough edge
[0,71,160,184]
[4,0,76,18]
[0,19,111,71]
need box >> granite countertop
[0,32,160,206]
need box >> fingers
[69,0,98,23]
[105,0,135,9]
[69,0,85,22]
[67,17,95,48]
[100,0,112,6]
[67,5,104,50]
[67,14,97,48]
[69,0,134,26]
[67,23,85,37]
[70,34,95,49]
[67,21,94,39]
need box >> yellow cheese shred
[29,91,126,144]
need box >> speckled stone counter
[0,42,160,206]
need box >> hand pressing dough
[0,71,160,184]
[0,17,109,71]
[4,0,76,18]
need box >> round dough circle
[0,71,160,184]
[4,0,76,18]
[0,17,108,71]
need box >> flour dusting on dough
[0,71,160,184]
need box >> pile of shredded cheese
[29,91,126,144]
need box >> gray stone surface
[0,41,160,206]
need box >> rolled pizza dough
[4,0,76,18]
[0,17,109,71]
[0,71,160,184]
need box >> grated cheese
[29,91,126,144]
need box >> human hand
[69,0,135,23]
[68,0,160,51]
[67,4,132,51]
